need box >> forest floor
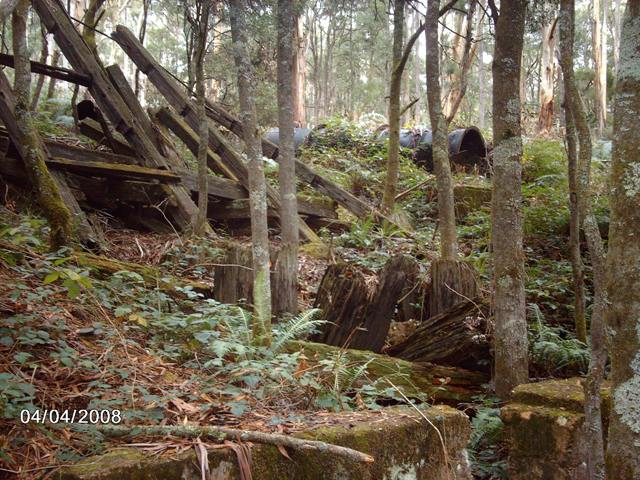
[0,119,611,478]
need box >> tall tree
[229,0,272,345]
[592,0,607,136]
[490,0,528,398]
[605,1,640,477]
[426,0,457,260]
[292,12,307,127]
[559,0,608,476]
[537,17,558,134]
[380,0,405,214]
[192,0,213,236]
[8,0,72,249]
[276,0,299,315]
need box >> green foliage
[468,404,508,479]
[522,140,567,183]
[528,305,589,376]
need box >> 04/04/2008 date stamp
[20,409,122,424]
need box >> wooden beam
[0,52,92,86]
[32,0,199,232]
[45,157,180,182]
[112,25,321,243]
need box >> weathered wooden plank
[32,0,198,231]
[203,102,373,219]
[0,52,91,87]
[45,157,181,182]
[77,118,137,156]
[0,70,98,246]
[208,198,337,221]
[112,25,320,243]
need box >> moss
[511,378,611,413]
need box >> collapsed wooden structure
[0,0,378,245]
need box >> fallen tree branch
[94,424,375,464]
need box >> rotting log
[32,0,199,231]
[286,340,488,403]
[73,251,213,298]
[0,52,92,87]
[0,70,98,247]
[387,299,491,372]
[112,26,320,243]
[352,255,419,352]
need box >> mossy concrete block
[501,378,611,480]
[58,405,472,480]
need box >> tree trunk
[30,26,49,111]
[537,18,558,134]
[426,0,457,260]
[9,0,72,249]
[229,0,272,345]
[559,1,607,477]
[193,0,211,236]
[134,0,150,99]
[604,1,640,477]
[292,12,307,127]
[491,0,528,399]
[380,0,405,214]
[564,99,587,344]
[276,0,299,316]
[592,0,607,137]
[477,21,486,130]
[428,258,478,318]
[44,49,61,108]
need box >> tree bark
[537,18,558,134]
[276,0,299,315]
[229,0,272,345]
[134,0,150,99]
[604,1,640,477]
[292,11,307,127]
[30,26,49,112]
[380,0,406,214]
[44,49,61,108]
[9,0,72,249]
[193,0,212,236]
[426,0,457,260]
[559,1,608,477]
[491,0,528,399]
[592,0,607,137]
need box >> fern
[270,309,326,354]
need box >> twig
[93,424,375,464]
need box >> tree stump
[428,259,478,318]
[212,243,292,316]
[387,299,491,372]
[312,255,419,352]
[352,255,419,352]
[310,263,370,346]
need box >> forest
[0,0,638,478]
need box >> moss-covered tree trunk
[491,0,528,399]
[605,1,640,477]
[11,0,72,250]
[229,0,272,345]
[380,0,405,214]
[275,0,299,316]
[559,2,609,477]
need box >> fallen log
[96,424,374,464]
[287,340,488,403]
[0,52,92,87]
[32,0,199,231]
[387,299,491,372]
[112,26,320,243]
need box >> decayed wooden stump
[311,263,371,347]
[387,299,491,372]
[312,255,418,352]
[212,243,296,316]
[428,259,478,318]
[352,255,419,352]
